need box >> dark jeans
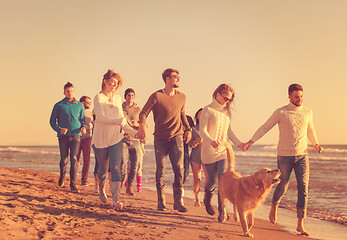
[92,144,109,177]
[154,135,184,189]
[92,144,99,177]
[77,137,91,183]
[183,144,190,184]
[94,141,123,182]
[58,135,81,188]
[272,155,309,218]
[204,159,227,191]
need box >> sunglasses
[171,75,180,79]
[219,93,232,102]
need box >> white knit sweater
[250,102,319,156]
[92,92,137,149]
[199,99,242,164]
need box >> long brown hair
[212,84,235,115]
[102,69,123,91]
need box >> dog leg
[233,205,239,222]
[247,212,254,231]
[217,193,228,222]
[238,209,254,237]
[244,232,254,238]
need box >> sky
[1,0,346,146]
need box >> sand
[0,167,317,240]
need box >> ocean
[0,144,346,239]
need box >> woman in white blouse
[199,84,243,218]
[92,69,137,211]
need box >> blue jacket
[50,98,86,137]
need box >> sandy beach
[0,167,318,240]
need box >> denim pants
[204,159,227,191]
[77,136,91,183]
[154,135,184,189]
[94,141,122,182]
[272,155,309,218]
[183,144,190,184]
[92,144,99,177]
[58,135,81,188]
[121,140,144,185]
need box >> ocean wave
[235,150,347,161]
[310,155,347,161]
[0,158,56,164]
[0,147,60,155]
[235,153,347,162]
[235,152,277,158]
[257,145,347,154]
[261,145,277,150]
[321,147,347,154]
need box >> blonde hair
[102,69,123,91]
[212,83,235,116]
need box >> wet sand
[0,167,317,239]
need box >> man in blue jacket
[50,82,86,193]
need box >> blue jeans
[154,135,184,189]
[183,144,190,184]
[58,135,81,188]
[272,155,309,218]
[94,141,123,182]
[121,140,144,185]
[204,159,227,191]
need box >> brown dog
[218,142,281,237]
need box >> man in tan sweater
[242,84,322,236]
[136,68,192,213]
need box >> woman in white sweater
[199,84,242,217]
[92,69,137,211]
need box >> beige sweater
[200,99,242,164]
[250,103,319,156]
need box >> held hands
[239,140,254,152]
[135,128,146,141]
[212,140,254,151]
[184,130,192,144]
[60,128,68,135]
[81,126,87,135]
[192,138,203,148]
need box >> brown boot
[126,184,135,196]
[94,176,99,193]
[120,174,126,188]
[157,185,167,211]
[99,178,107,203]
[204,188,215,215]
[173,185,188,213]
[108,172,112,193]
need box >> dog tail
[224,142,235,171]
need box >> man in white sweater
[242,84,322,236]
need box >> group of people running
[50,67,322,236]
